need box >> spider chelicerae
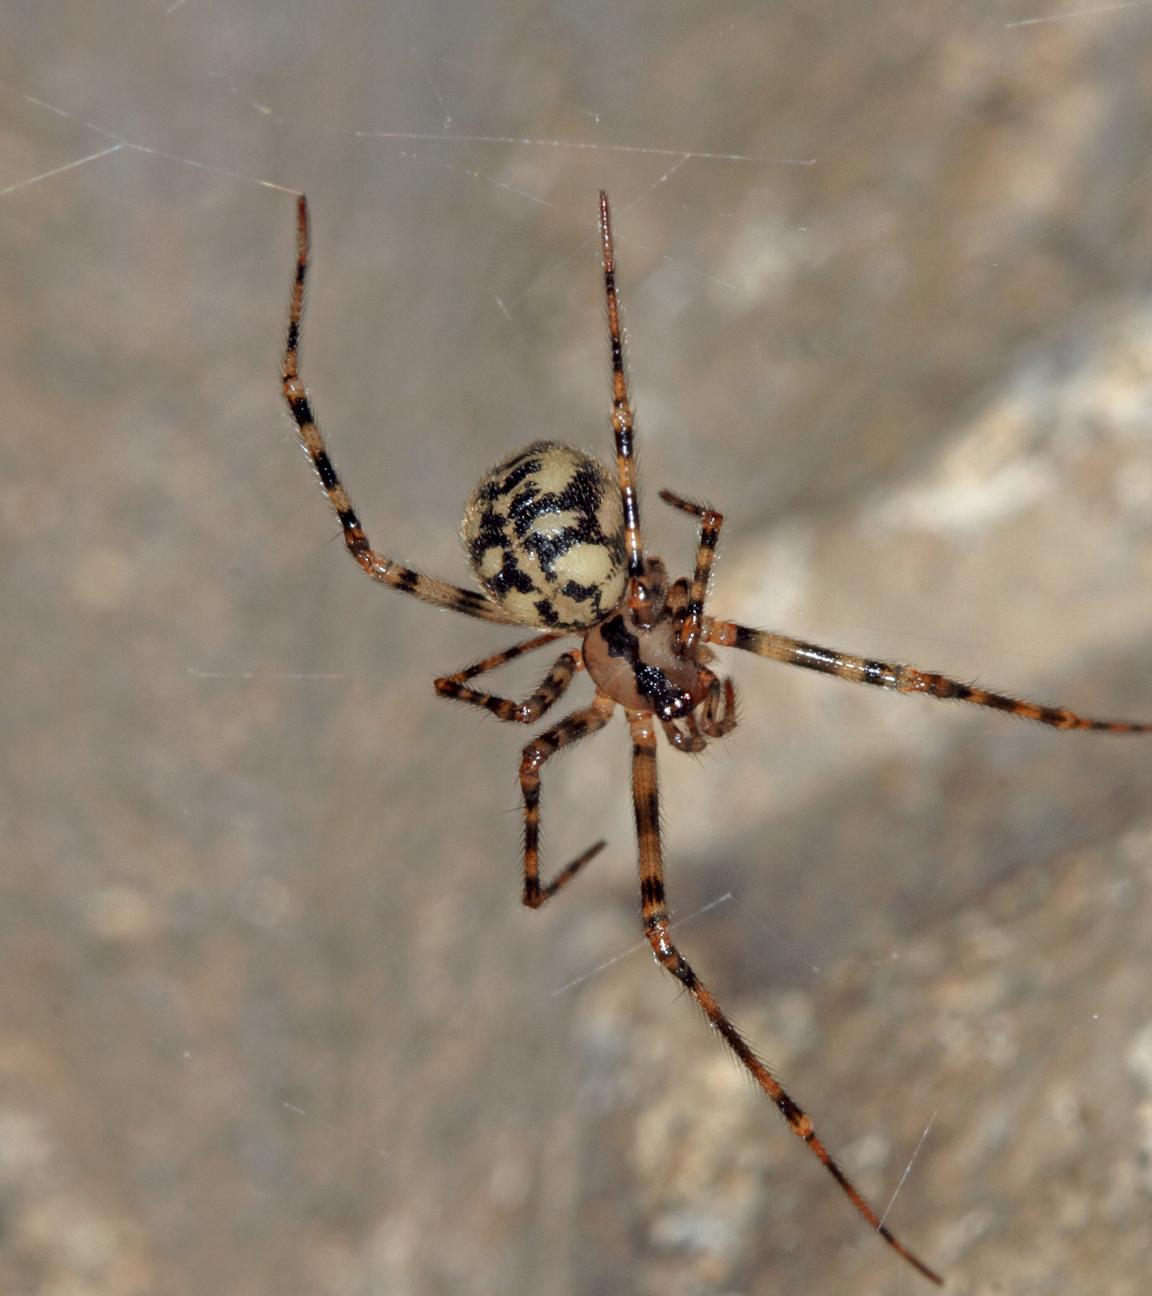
[281,192,1151,1285]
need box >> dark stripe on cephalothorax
[602,614,640,661]
[602,615,686,718]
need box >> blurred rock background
[3,3,1152,1293]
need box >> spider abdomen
[461,440,627,630]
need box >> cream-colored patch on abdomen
[557,542,623,593]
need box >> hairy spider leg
[435,633,615,903]
[599,192,649,614]
[434,633,580,722]
[710,622,1152,732]
[520,694,616,907]
[282,195,518,625]
[627,711,943,1286]
[659,489,725,656]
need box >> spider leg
[628,710,942,1286]
[599,192,647,614]
[282,195,518,626]
[660,710,706,753]
[520,694,616,908]
[699,669,737,740]
[660,668,737,752]
[708,621,1152,733]
[659,490,725,656]
[435,634,582,723]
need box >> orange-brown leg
[520,694,616,908]
[659,489,724,656]
[283,196,518,625]
[628,710,942,1286]
[434,634,580,723]
[599,192,647,612]
[709,620,1152,733]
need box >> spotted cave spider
[281,192,1152,1285]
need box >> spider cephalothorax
[282,191,1152,1286]
[582,557,716,723]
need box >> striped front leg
[709,621,1152,733]
[659,489,725,656]
[628,710,942,1286]
[598,192,647,614]
[283,195,519,626]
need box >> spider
[281,192,1152,1286]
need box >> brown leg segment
[282,195,518,625]
[709,620,1152,733]
[434,634,579,723]
[628,710,942,1286]
[520,694,616,908]
[598,192,646,610]
[659,489,725,656]
[699,668,737,740]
